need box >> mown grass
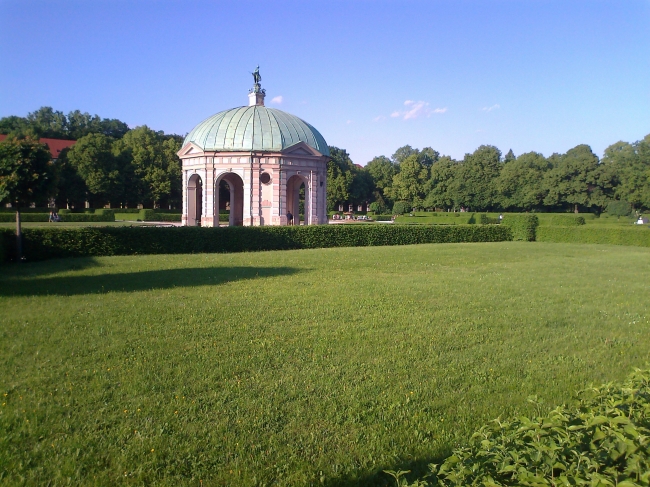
[1,242,649,486]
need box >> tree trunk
[15,207,22,262]
[574,204,579,213]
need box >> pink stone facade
[178,142,328,227]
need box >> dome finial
[248,66,266,106]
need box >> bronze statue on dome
[252,66,261,85]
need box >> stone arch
[216,172,244,226]
[286,174,309,226]
[187,173,202,226]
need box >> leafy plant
[424,368,650,486]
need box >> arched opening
[187,174,202,226]
[217,173,244,226]
[286,175,308,226]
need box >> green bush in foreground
[398,368,650,486]
[537,226,650,247]
[0,224,512,262]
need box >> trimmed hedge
[0,209,116,223]
[537,226,650,247]
[154,213,182,222]
[0,213,49,222]
[0,224,513,262]
[478,214,500,225]
[0,207,51,213]
[500,214,539,241]
[538,214,586,226]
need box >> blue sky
[1,0,649,164]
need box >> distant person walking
[286,211,293,226]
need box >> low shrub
[154,213,182,222]
[0,207,51,213]
[478,214,500,225]
[396,214,474,225]
[501,214,538,241]
[139,209,157,221]
[0,224,513,262]
[538,214,586,226]
[392,201,411,215]
[403,368,650,486]
[537,226,650,247]
[0,213,49,222]
[372,214,393,221]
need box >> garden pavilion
[177,68,330,227]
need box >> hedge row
[0,210,115,222]
[0,224,513,262]
[500,214,539,241]
[538,214,586,226]
[537,225,650,247]
[115,210,181,222]
[154,213,182,222]
[0,213,49,222]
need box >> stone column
[250,158,261,226]
[202,163,215,227]
[181,169,188,226]
[278,169,288,225]
[242,167,252,226]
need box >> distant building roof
[0,134,76,159]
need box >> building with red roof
[0,134,76,161]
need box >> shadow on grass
[0,265,302,297]
[323,454,448,487]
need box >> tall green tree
[453,145,502,211]
[365,155,396,206]
[388,154,428,207]
[418,147,439,168]
[391,145,418,165]
[0,136,55,207]
[543,145,600,212]
[67,133,122,207]
[326,146,355,210]
[115,126,169,206]
[54,148,88,209]
[423,156,459,209]
[0,136,56,259]
[495,152,549,211]
[601,135,650,210]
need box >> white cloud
[387,100,448,120]
[346,120,352,124]
[271,95,283,104]
[373,115,386,122]
[481,104,500,112]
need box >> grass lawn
[1,242,649,486]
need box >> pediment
[177,142,204,157]
[282,141,323,157]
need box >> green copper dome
[183,106,330,157]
